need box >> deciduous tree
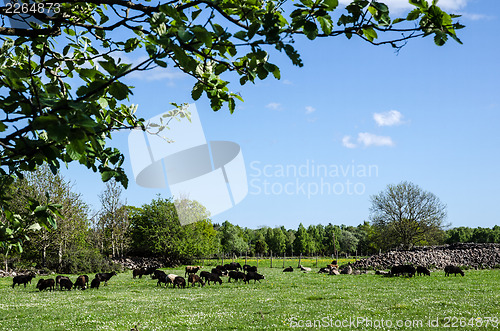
[370,181,447,249]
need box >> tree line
[1,167,498,273]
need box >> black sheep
[416,266,431,276]
[444,265,464,277]
[228,271,246,283]
[12,273,36,288]
[36,278,55,291]
[59,278,73,291]
[283,266,293,272]
[90,276,101,289]
[173,276,186,289]
[205,273,223,285]
[391,265,416,277]
[244,271,265,284]
[96,271,117,285]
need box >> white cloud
[373,110,404,127]
[282,79,293,85]
[266,102,282,110]
[128,68,184,81]
[339,0,467,11]
[342,136,357,148]
[357,132,394,147]
[305,106,316,114]
[460,13,494,21]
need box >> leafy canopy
[0,0,463,250]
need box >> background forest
[2,166,499,274]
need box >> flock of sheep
[11,271,118,291]
[132,262,266,288]
[10,260,465,292]
[284,260,465,278]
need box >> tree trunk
[4,248,9,272]
[58,243,63,265]
[112,232,116,257]
[42,245,47,267]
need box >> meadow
[1,260,499,330]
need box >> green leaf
[66,144,83,160]
[303,21,318,40]
[108,82,129,100]
[247,23,261,39]
[98,59,117,75]
[192,26,212,47]
[101,170,116,182]
[409,0,428,9]
[228,98,235,114]
[434,31,447,46]
[362,27,378,41]
[322,0,338,10]
[191,83,204,100]
[234,31,247,41]
[407,9,420,21]
[317,16,333,35]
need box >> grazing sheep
[133,268,146,279]
[416,266,431,276]
[153,269,167,281]
[444,265,464,277]
[185,266,202,278]
[228,271,246,283]
[205,273,223,285]
[157,273,177,287]
[244,271,265,284]
[215,265,227,272]
[59,278,73,291]
[74,275,87,290]
[283,266,293,272]
[55,275,70,290]
[173,276,186,289]
[96,271,117,285]
[90,275,101,289]
[12,273,36,288]
[224,262,242,271]
[211,268,224,277]
[391,265,416,277]
[200,271,211,282]
[36,278,55,292]
[143,266,158,277]
[243,265,257,273]
[188,274,205,287]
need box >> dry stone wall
[352,243,500,270]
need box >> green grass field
[1,263,499,330]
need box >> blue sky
[62,0,499,230]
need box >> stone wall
[352,243,500,270]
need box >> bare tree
[370,181,447,249]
